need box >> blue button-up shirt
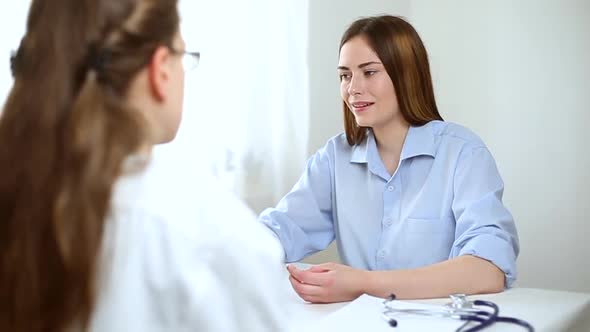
[259,120,520,287]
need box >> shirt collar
[350,130,372,163]
[400,123,437,160]
[350,124,436,164]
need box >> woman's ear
[147,46,172,102]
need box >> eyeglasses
[181,51,200,71]
[170,48,200,71]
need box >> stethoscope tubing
[383,296,535,331]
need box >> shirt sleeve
[258,144,335,263]
[145,194,298,332]
[97,159,299,332]
[175,227,295,331]
[450,144,520,287]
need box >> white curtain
[0,1,310,214]
[0,2,29,104]
[157,0,310,212]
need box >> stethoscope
[382,293,535,331]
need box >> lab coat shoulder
[93,160,293,331]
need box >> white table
[286,271,590,331]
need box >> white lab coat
[88,156,294,331]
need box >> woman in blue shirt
[259,15,519,303]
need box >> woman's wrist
[361,269,406,299]
[360,269,383,297]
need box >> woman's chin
[354,118,373,128]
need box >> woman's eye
[339,73,351,80]
[365,70,377,76]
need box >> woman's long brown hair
[340,15,444,145]
[0,0,178,330]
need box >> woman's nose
[348,75,364,95]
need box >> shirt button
[384,218,393,227]
[387,185,395,192]
[378,250,387,259]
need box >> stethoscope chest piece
[446,294,473,311]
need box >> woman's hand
[287,263,368,303]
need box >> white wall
[306,0,590,293]
[410,0,590,293]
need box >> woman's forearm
[362,255,505,299]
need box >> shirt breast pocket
[397,216,455,268]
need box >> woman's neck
[373,118,410,157]
[121,144,153,173]
[372,118,410,176]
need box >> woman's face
[165,31,186,141]
[155,31,186,144]
[338,36,400,130]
